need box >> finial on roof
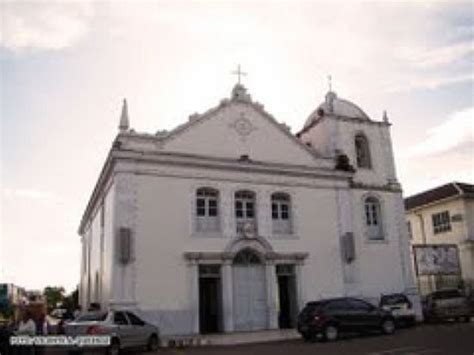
[383,110,389,123]
[231,64,247,85]
[119,98,129,132]
[324,75,337,112]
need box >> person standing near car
[15,310,36,355]
[16,310,36,336]
[73,306,81,320]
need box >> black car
[297,297,396,342]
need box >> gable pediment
[160,99,324,167]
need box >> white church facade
[78,81,420,335]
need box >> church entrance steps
[161,328,300,348]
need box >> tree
[43,286,65,311]
[62,287,79,311]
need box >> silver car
[423,289,472,322]
[65,309,160,354]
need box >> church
[77,75,420,335]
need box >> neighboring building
[78,81,419,335]
[0,283,27,310]
[405,182,474,294]
[25,290,46,304]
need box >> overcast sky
[1,0,473,292]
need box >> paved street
[158,323,474,355]
[16,322,474,355]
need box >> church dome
[303,91,370,129]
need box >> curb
[161,329,300,348]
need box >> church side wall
[101,182,115,309]
[90,208,101,304]
[79,179,115,311]
[351,190,409,302]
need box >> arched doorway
[232,248,267,331]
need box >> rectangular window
[407,221,412,239]
[235,201,243,218]
[195,189,220,233]
[246,202,254,218]
[208,199,218,216]
[432,211,451,234]
[271,201,292,234]
[272,203,278,219]
[365,203,379,226]
[371,205,378,225]
[365,205,372,225]
[196,198,206,216]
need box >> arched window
[235,190,257,235]
[233,249,262,265]
[355,134,372,168]
[271,192,292,234]
[196,187,220,232]
[364,196,384,240]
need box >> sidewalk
[162,329,300,348]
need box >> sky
[0,0,473,292]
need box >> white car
[65,309,160,354]
[379,293,416,327]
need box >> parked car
[51,308,68,319]
[423,289,472,323]
[379,293,416,327]
[65,309,160,354]
[297,297,396,342]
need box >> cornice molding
[77,147,353,236]
[350,181,402,193]
[113,148,352,181]
[298,113,390,136]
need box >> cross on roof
[328,75,332,92]
[232,64,247,84]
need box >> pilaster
[295,262,305,311]
[189,260,200,334]
[222,260,234,332]
[265,260,278,329]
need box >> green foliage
[62,287,79,311]
[0,304,15,320]
[43,286,65,311]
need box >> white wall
[78,94,420,331]
[301,116,397,186]
[103,154,417,333]
[463,199,474,241]
[116,161,348,334]
[79,180,115,311]
[351,190,408,300]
